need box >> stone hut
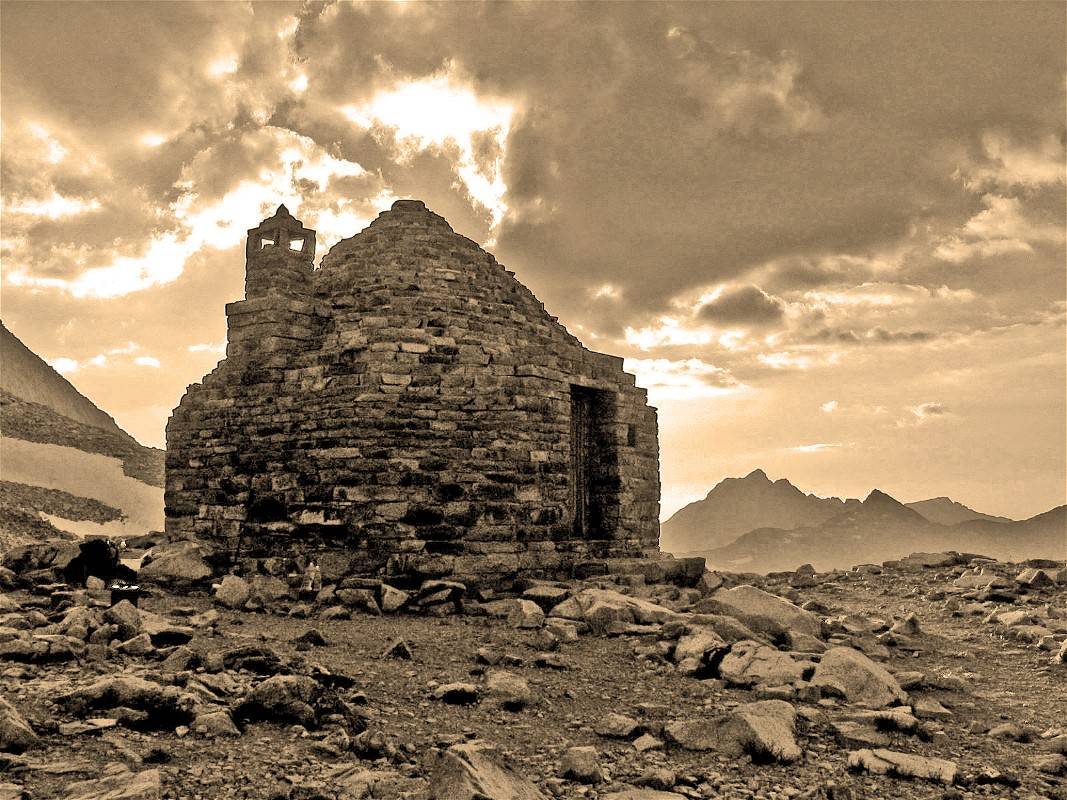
[165,200,663,586]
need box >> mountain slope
[660,469,858,554]
[0,321,125,433]
[906,496,1013,525]
[0,321,164,549]
[701,490,1065,574]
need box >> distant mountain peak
[905,496,1014,525]
[864,488,900,505]
[663,469,854,554]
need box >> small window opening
[627,424,637,447]
[289,238,303,251]
[260,238,275,249]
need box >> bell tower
[224,205,319,360]
[243,204,316,299]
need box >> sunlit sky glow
[1,2,1064,520]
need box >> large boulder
[481,599,545,629]
[670,627,729,678]
[847,748,957,784]
[664,700,800,763]
[103,600,142,641]
[717,640,810,688]
[810,647,907,708]
[61,764,161,800]
[214,575,251,609]
[429,742,547,800]
[698,585,821,639]
[0,695,38,752]
[484,671,534,711]
[138,610,194,647]
[137,540,211,586]
[234,675,321,728]
[549,589,681,634]
[58,675,194,727]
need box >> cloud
[897,402,951,427]
[188,342,226,354]
[0,2,1063,510]
[789,442,851,453]
[49,357,79,375]
[44,343,162,373]
[960,132,1066,191]
[820,400,838,413]
[340,67,514,231]
[935,194,1065,264]
[624,357,746,399]
[696,285,784,326]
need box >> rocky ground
[0,543,1064,800]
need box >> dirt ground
[3,558,1065,800]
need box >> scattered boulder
[380,584,409,613]
[293,629,328,648]
[484,671,533,711]
[810,647,907,708]
[672,628,727,667]
[482,598,545,629]
[594,712,641,739]
[138,611,194,647]
[115,633,154,657]
[521,585,571,611]
[664,700,801,763]
[192,709,240,737]
[430,741,547,800]
[248,575,292,606]
[717,640,809,688]
[433,682,480,705]
[0,696,38,752]
[234,674,320,728]
[847,748,957,784]
[560,745,603,784]
[103,600,142,641]
[699,585,821,639]
[1015,568,1054,588]
[831,720,890,749]
[893,552,960,571]
[214,575,251,609]
[61,764,162,800]
[550,589,680,635]
[221,644,283,674]
[383,638,413,660]
[138,540,211,586]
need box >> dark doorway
[570,385,617,537]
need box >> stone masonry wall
[165,200,660,587]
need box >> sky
[1,2,1064,521]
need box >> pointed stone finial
[247,203,316,260]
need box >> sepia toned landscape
[0,3,1064,800]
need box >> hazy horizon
[2,2,1064,522]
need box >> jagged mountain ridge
[660,469,860,553]
[905,496,1013,526]
[0,321,164,548]
[701,491,1065,574]
[661,468,1022,557]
